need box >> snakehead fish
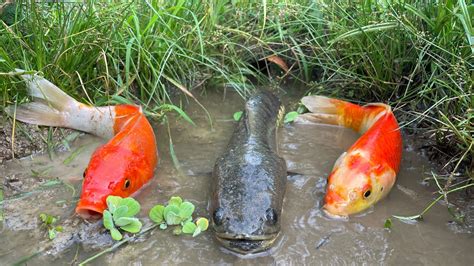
[298,95,402,217]
[210,91,287,254]
[5,70,158,219]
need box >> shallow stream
[1,91,473,265]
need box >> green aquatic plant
[103,196,142,241]
[283,111,299,124]
[233,111,243,121]
[149,196,209,237]
[39,213,63,240]
[384,218,392,229]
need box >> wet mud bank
[0,119,78,163]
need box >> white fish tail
[295,96,342,126]
[296,95,389,133]
[5,69,114,138]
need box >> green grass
[0,1,472,186]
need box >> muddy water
[1,91,473,265]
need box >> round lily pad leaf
[182,221,197,234]
[165,211,181,225]
[149,205,165,224]
[168,196,183,207]
[106,196,122,213]
[120,219,142,233]
[110,228,123,241]
[120,197,141,217]
[163,205,181,225]
[115,216,136,227]
[179,202,195,219]
[196,217,209,231]
[103,210,114,230]
[113,205,129,220]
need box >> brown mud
[0,120,78,163]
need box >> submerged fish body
[298,96,402,216]
[6,70,158,219]
[211,91,287,254]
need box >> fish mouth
[322,203,350,219]
[75,202,105,220]
[215,232,279,254]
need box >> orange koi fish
[6,70,158,219]
[297,96,402,216]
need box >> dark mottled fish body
[210,91,287,254]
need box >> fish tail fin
[6,69,117,138]
[298,95,387,133]
[5,69,81,128]
[17,69,79,110]
[5,102,66,127]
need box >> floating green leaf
[179,202,195,219]
[147,196,209,238]
[113,205,129,220]
[149,205,165,224]
[284,111,299,123]
[115,216,136,227]
[110,228,123,241]
[120,219,142,233]
[106,196,122,213]
[196,217,209,231]
[233,111,243,121]
[165,210,182,225]
[182,221,197,234]
[103,196,143,241]
[103,210,114,230]
[120,197,140,217]
[168,196,183,207]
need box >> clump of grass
[299,1,473,176]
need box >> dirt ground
[0,120,78,164]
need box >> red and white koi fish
[6,70,158,219]
[297,96,402,216]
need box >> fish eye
[82,168,87,178]
[380,186,384,192]
[213,208,224,226]
[124,179,131,189]
[363,189,371,198]
[266,208,278,225]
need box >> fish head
[210,159,286,254]
[323,151,396,217]
[211,203,281,254]
[76,145,144,219]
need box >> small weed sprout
[39,213,63,240]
